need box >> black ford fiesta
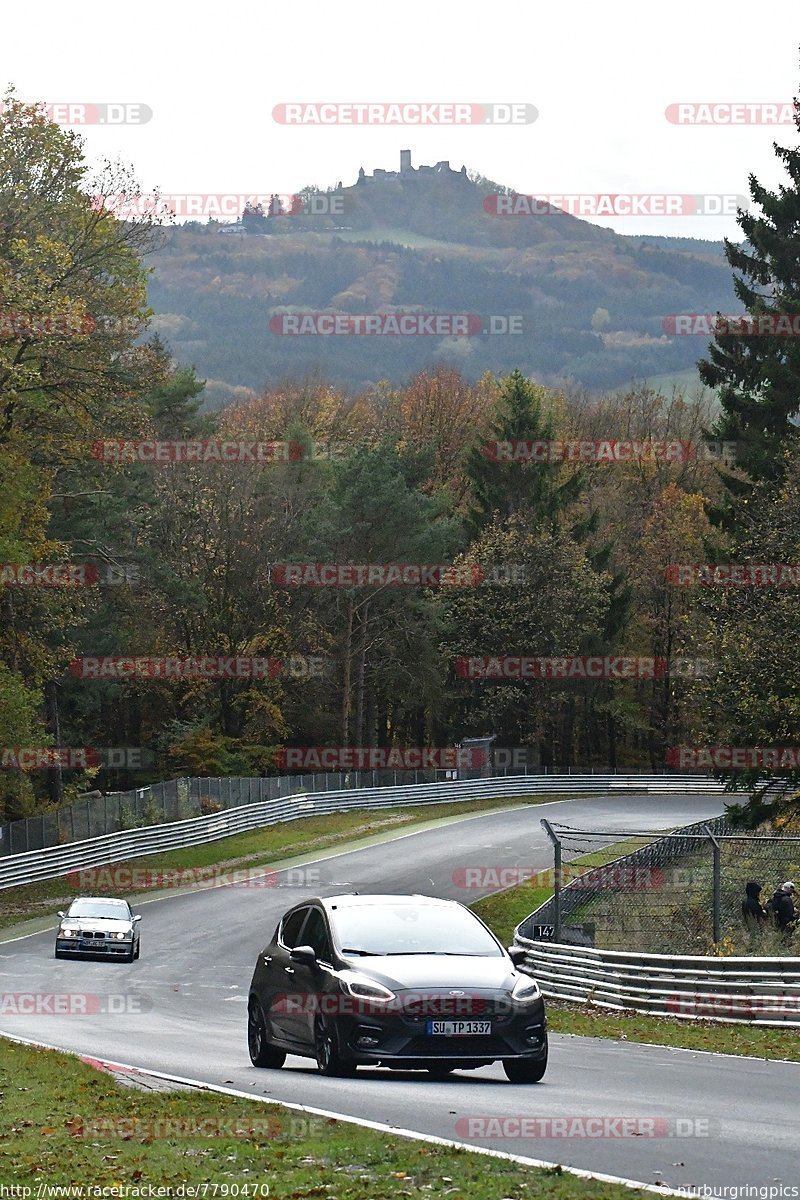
[247,893,547,1082]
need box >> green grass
[0,794,571,934]
[547,1002,800,1062]
[0,1038,652,1197]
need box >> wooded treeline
[3,90,800,822]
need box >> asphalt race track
[2,794,798,1197]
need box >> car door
[282,906,335,1049]
[265,906,311,1046]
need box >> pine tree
[699,90,800,485]
[465,369,583,530]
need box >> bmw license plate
[426,1020,491,1036]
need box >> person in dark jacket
[768,881,797,934]
[741,881,767,932]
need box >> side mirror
[132,914,142,923]
[57,911,66,919]
[290,944,317,968]
[508,946,527,966]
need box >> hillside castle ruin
[356,150,469,185]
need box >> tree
[699,89,800,485]
[295,441,462,746]
[465,370,583,531]
[684,452,800,812]
[0,92,161,807]
[438,516,610,763]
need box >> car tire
[134,940,140,961]
[503,1042,548,1084]
[426,1065,456,1079]
[124,943,136,962]
[248,1000,286,1069]
[314,1016,356,1077]
[54,949,66,959]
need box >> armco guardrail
[0,773,725,891]
[511,938,800,1027]
[0,765,727,855]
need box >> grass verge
[546,1002,800,1062]
[0,1038,653,1197]
[0,794,571,933]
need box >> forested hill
[146,164,735,401]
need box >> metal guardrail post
[541,818,562,942]
[704,824,722,944]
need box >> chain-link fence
[519,818,800,956]
[0,765,713,856]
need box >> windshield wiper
[340,947,373,956]
[381,950,487,956]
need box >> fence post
[541,819,562,943]
[704,824,722,944]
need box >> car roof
[71,896,129,906]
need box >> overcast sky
[4,1,800,239]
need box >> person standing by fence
[742,881,767,935]
[768,881,797,938]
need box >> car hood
[60,917,132,932]
[343,954,517,992]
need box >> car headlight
[339,973,396,1004]
[115,931,127,940]
[511,974,541,1002]
[60,927,76,938]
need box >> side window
[280,907,310,949]
[300,908,333,962]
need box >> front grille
[396,994,509,1019]
[81,931,105,939]
[406,1035,510,1056]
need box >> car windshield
[67,901,130,921]
[334,904,502,957]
